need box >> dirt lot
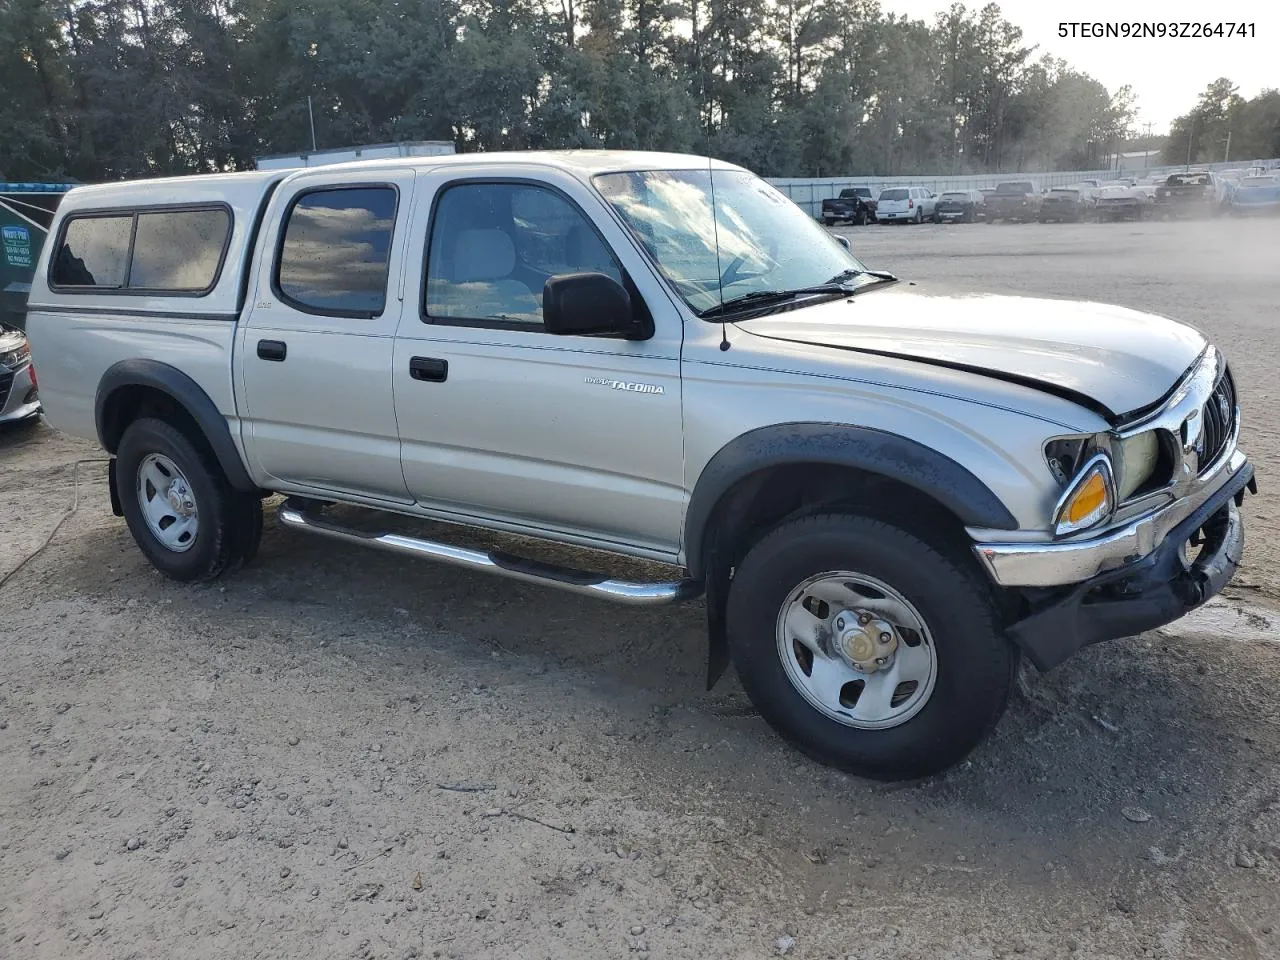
[3,217,1280,960]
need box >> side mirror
[834,235,851,251]
[543,272,641,339]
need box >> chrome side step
[276,500,702,606]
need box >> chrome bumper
[973,449,1251,588]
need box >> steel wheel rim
[136,453,199,553]
[775,571,938,730]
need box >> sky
[883,0,1277,132]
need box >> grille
[0,370,12,411]
[1199,367,1237,472]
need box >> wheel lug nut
[878,632,892,644]
[857,612,871,625]
[875,656,888,665]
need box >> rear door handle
[257,339,287,362]
[409,356,448,382]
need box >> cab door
[392,167,686,556]
[237,170,416,503]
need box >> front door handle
[257,339,287,362]
[409,356,448,382]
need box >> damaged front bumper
[973,453,1255,670]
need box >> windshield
[593,168,868,316]
[940,192,968,201]
[996,182,1033,194]
[1168,173,1211,185]
[1049,189,1079,198]
[879,189,909,201]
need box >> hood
[734,285,1207,423]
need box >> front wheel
[726,513,1017,780]
[117,418,261,582]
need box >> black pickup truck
[985,181,1041,223]
[822,187,876,225]
[1154,172,1223,218]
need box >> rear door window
[52,215,132,288]
[276,186,398,317]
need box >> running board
[276,500,702,606]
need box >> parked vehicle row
[818,167,1280,227]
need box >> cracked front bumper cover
[1006,460,1254,671]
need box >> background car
[985,180,1041,222]
[934,189,984,223]
[876,186,936,224]
[1227,175,1280,216]
[0,324,40,425]
[1154,171,1226,218]
[821,186,877,225]
[1093,183,1152,221]
[1038,186,1094,222]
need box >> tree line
[1164,79,1280,167]
[0,0,1207,184]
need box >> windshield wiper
[698,269,902,320]
[699,283,856,319]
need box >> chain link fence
[769,158,1280,218]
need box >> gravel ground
[3,217,1280,960]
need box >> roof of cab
[273,149,743,183]
[57,151,742,213]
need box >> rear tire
[116,418,257,582]
[726,512,1017,780]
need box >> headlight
[1114,431,1160,500]
[1052,454,1115,537]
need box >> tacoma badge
[584,376,664,395]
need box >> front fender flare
[683,422,1018,580]
[95,359,256,493]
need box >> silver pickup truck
[25,151,1254,780]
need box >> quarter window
[51,207,232,293]
[425,182,622,326]
[277,187,397,317]
[130,209,230,290]
[52,216,132,288]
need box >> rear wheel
[116,418,260,581]
[726,513,1017,780]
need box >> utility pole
[307,96,318,153]
[1185,115,1194,171]
[1224,129,1232,163]
[1143,121,1153,168]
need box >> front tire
[117,418,260,582]
[726,513,1017,780]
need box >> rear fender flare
[95,359,256,493]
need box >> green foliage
[1164,79,1279,166]
[0,0,1157,180]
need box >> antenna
[707,157,730,351]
